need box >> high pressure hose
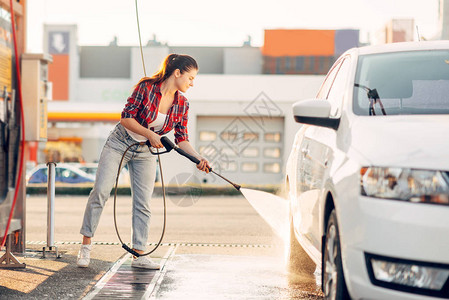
[1,0,26,248]
[113,142,167,257]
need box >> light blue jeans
[80,123,157,251]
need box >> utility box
[21,54,52,142]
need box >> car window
[55,168,79,183]
[29,169,47,183]
[353,50,449,115]
[80,167,97,176]
[327,57,351,117]
[316,60,341,100]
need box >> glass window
[264,163,281,173]
[276,57,282,74]
[243,132,259,141]
[242,147,259,158]
[353,50,449,115]
[264,132,281,143]
[28,168,48,183]
[327,57,351,117]
[285,56,291,69]
[199,146,217,158]
[264,147,281,158]
[295,56,304,71]
[241,162,259,173]
[223,162,238,172]
[316,58,343,99]
[221,147,237,157]
[199,131,216,142]
[220,131,237,142]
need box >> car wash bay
[8,194,323,299]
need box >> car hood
[349,115,449,170]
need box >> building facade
[41,25,362,186]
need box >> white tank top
[125,112,167,142]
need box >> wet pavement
[0,194,324,299]
[154,252,322,299]
[82,245,323,300]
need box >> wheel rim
[324,224,338,300]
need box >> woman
[77,54,210,269]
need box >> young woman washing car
[77,54,211,269]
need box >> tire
[323,210,351,300]
[287,217,316,275]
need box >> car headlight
[360,167,449,205]
[366,253,449,297]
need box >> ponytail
[135,53,198,87]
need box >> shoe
[131,256,160,270]
[77,244,92,268]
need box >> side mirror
[292,99,340,130]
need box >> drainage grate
[84,246,177,300]
[27,241,275,248]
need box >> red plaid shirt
[121,81,189,144]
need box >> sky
[26,0,441,52]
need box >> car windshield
[353,50,449,115]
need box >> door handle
[301,148,309,155]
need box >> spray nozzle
[144,136,174,155]
[147,136,241,191]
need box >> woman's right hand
[147,131,163,148]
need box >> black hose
[113,142,167,257]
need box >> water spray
[114,136,242,257]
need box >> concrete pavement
[0,194,323,299]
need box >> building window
[199,131,217,141]
[243,132,259,141]
[304,56,312,73]
[199,146,217,158]
[295,56,304,71]
[220,131,237,142]
[242,147,259,158]
[285,56,291,70]
[241,162,259,173]
[264,147,281,158]
[276,57,282,74]
[264,132,281,143]
[221,147,237,157]
[222,161,238,172]
[264,163,281,173]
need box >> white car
[285,41,449,300]
[78,163,131,187]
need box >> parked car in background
[285,41,449,300]
[78,163,131,187]
[26,163,95,186]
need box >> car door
[296,56,351,250]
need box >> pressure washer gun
[121,136,241,257]
[146,136,240,191]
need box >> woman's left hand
[197,157,211,173]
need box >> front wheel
[323,210,350,300]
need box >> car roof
[78,163,98,167]
[352,41,449,56]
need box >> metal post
[43,162,59,258]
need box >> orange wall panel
[48,54,69,100]
[262,29,335,56]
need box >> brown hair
[136,54,198,87]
